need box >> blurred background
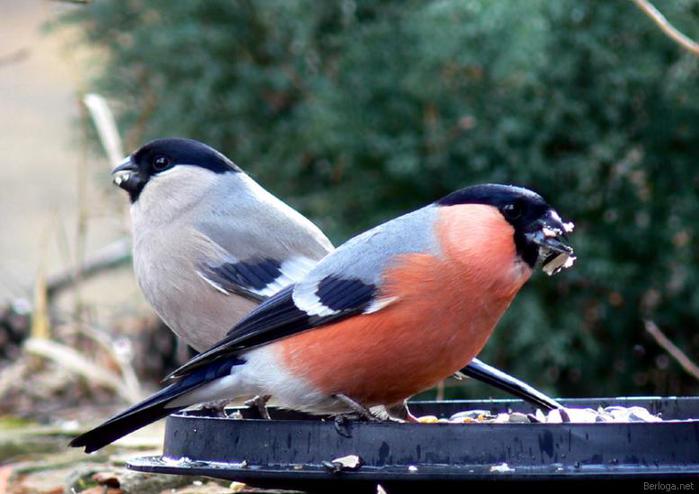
[1,0,698,429]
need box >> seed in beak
[113,171,131,186]
[542,252,576,276]
[542,227,558,238]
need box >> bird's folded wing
[193,211,329,300]
[196,256,316,302]
[165,281,371,379]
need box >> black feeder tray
[128,397,699,493]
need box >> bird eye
[502,202,522,220]
[152,155,172,171]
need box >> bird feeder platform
[128,397,699,492]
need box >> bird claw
[244,394,271,420]
[386,400,419,423]
[333,415,354,437]
[331,394,408,424]
[191,400,229,417]
[332,394,378,421]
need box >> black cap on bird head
[111,138,241,202]
[438,184,575,274]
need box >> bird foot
[386,400,419,423]
[244,394,272,420]
[332,394,379,421]
[191,400,229,417]
[329,395,411,437]
[331,394,407,423]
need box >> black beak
[111,156,145,196]
[525,211,576,275]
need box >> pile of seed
[417,406,663,424]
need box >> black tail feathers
[69,381,186,453]
[461,358,562,411]
[70,357,245,453]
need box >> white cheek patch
[148,164,220,188]
[135,165,220,219]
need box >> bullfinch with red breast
[71,183,575,452]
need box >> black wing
[167,277,377,380]
[198,258,289,302]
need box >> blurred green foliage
[61,0,699,397]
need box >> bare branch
[46,238,131,297]
[83,93,125,168]
[0,48,30,68]
[631,0,699,57]
[644,320,699,382]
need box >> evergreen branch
[46,238,131,297]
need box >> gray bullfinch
[111,137,333,352]
[71,182,575,452]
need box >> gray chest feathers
[131,225,257,352]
